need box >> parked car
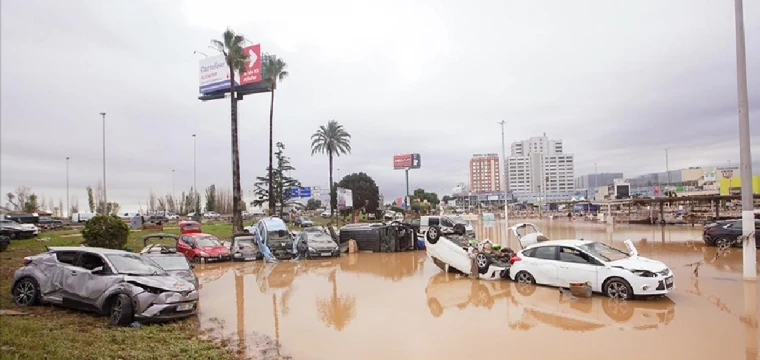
[141,251,199,290]
[71,212,97,223]
[294,216,314,228]
[178,220,202,234]
[0,220,37,238]
[11,246,198,326]
[320,210,332,218]
[703,219,760,248]
[203,212,221,220]
[245,217,295,261]
[140,233,179,254]
[242,211,253,220]
[509,235,674,300]
[229,232,262,261]
[0,235,9,252]
[165,214,180,220]
[177,233,231,263]
[295,226,340,259]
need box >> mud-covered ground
[196,220,759,360]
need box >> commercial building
[469,153,501,194]
[507,133,575,203]
[575,173,624,199]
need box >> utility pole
[665,148,670,187]
[66,157,70,218]
[172,169,176,207]
[498,121,509,246]
[100,112,107,213]
[192,134,197,214]
[733,0,756,280]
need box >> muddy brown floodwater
[196,220,760,360]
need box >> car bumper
[632,276,675,296]
[201,255,231,262]
[134,290,199,322]
[307,250,340,258]
[232,252,262,261]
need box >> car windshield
[106,253,167,275]
[1,220,18,225]
[149,256,191,271]
[195,236,221,247]
[579,242,629,262]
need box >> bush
[81,215,129,249]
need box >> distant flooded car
[245,217,295,261]
[702,220,760,248]
[295,226,340,259]
[229,232,262,261]
[510,239,674,300]
[12,246,198,326]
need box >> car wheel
[515,271,535,284]
[475,253,491,274]
[714,237,733,248]
[601,298,635,322]
[192,256,201,264]
[13,277,40,306]
[426,226,441,244]
[427,298,443,317]
[110,294,134,326]
[604,277,634,300]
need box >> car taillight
[23,257,32,265]
[510,255,521,264]
[705,228,717,234]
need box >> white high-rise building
[507,133,575,203]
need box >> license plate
[321,253,332,257]
[176,303,195,311]
[244,257,255,261]
[665,276,674,287]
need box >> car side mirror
[91,266,104,274]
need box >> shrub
[81,214,129,249]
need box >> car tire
[110,294,134,326]
[426,226,441,245]
[603,277,634,300]
[192,256,201,264]
[515,271,535,284]
[714,237,733,248]
[475,253,491,274]
[13,277,40,306]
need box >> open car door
[509,223,549,249]
[141,233,180,253]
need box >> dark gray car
[229,232,262,261]
[11,246,198,326]
[296,226,340,259]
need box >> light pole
[192,134,197,213]
[498,121,509,246]
[733,0,755,280]
[66,157,70,218]
[100,112,107,213]
[665,148,670,187]
[172,169,176,205]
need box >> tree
[310,120,351,223]
[6,187,38,213]
[262,54,289,216]
[253,142,300,214]
[337,172,380,216]
[205,185,217,212]
[81,214,129,249]
[306,198,322,210]
[86,186,95,213]
[23,194,39,213]
[211,28,249,233]
[413,188,440,206]
[70,196,79,214]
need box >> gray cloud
[1,0,759,211]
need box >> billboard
[337,188,353,210]
[393,153,422,170]
[704,171,717,182]
[199,44,261,95]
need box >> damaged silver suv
[11,246,198,326]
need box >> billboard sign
[337,187,353,210]
[198,44,261,95]
[393,153,422,170]
[704,171,717,182]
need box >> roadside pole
[498,121,509,248]
[733,0,756,280]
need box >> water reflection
[196,221,759,360]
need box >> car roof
[525,239,595,248]
[186,233,215,237]
[47,246,130,255]
[142,252,185,258]
[260,217,288,230]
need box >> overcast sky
[1,0,759,212]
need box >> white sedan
[509,239,674,300]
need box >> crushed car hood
[309,241,338,250]
[609,257,668,273]
[125,275,195,292]
[166,270,197,284]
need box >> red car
[176,221,231,263]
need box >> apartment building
[469,154,501,193]
[507,133,575,202]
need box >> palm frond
[223,29,235,48]
[210,39,225,53]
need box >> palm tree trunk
[230,66,243,233]
[329,150,334,224]
[267,85,276,216]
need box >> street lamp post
[192,134,197,213]
[498,121,509,246]
[665,148,670,187]
[100,112,107,213]
[172,169,176,206]
[66,157,70,218]
[733,0,756,280]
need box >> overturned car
[424,226,516,280]
[12,246,198,326]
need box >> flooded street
[196,220,760,360]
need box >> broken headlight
[631,270,657,277]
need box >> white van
[71,213,97,223]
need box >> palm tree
[262,55,289,216]
[310,120,351,222]
[211,28,248,233]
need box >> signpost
[393,153,422,210]
[290,186,313,198]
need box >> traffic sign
[290,187,299,198]
[299,187,312,198]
